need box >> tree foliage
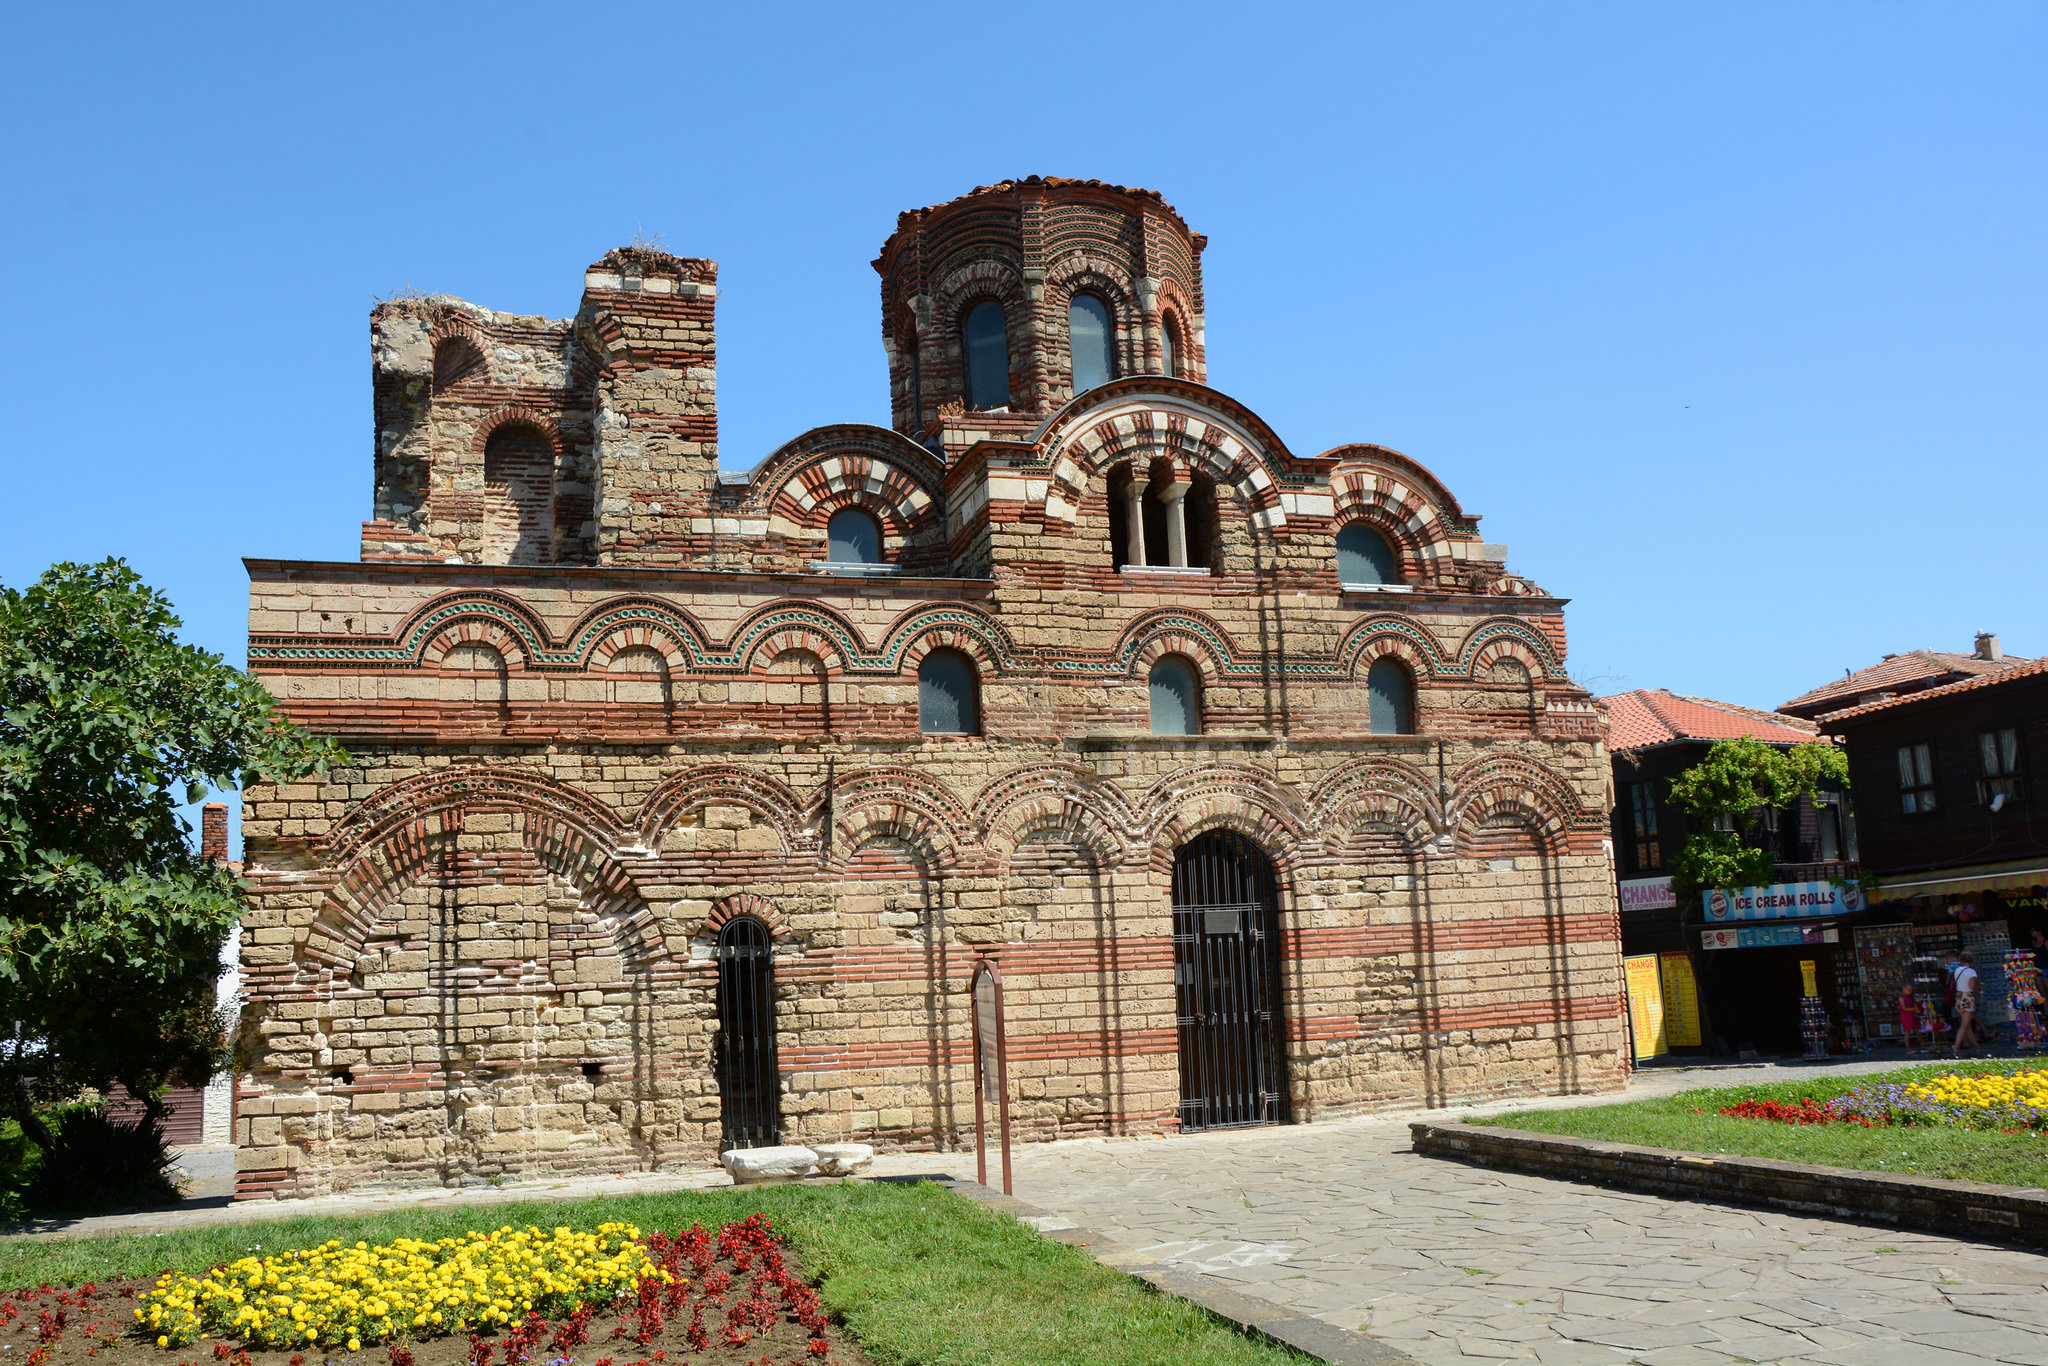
[1666,736,1850,907]
[0,560,345,1148]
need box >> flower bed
[0,1214,872,1366]
[1712,1066,2048,1133]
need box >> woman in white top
[1951,951,1982,1056]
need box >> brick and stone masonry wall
[232,179,1625,1199]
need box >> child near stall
[1899,984,1921,1053]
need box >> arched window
[1336,524,1399,586]
[1367,658,1415,736]
[1149,655,1202,735]
[1161,317,1180,378]
[1069,293,1114,395]
[962,300,1010,410]
[714,916,780,1148]
[917,648,980,735]
[827,508,881,564]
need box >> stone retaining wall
[1410,1121,2048,1247]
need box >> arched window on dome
[1149,655,1202,736]
[827,508,882,564]
[1069,293,1114,395]
[1161,316,1181,378]
[962,301,1011,410]
[1336,524,1400,586]
[1367,657,1416,736]
[918,648,980,735]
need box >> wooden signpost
[970,958,1012,1196]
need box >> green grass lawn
[1478,1058,2048,1188]
[0,1181,1313,1366]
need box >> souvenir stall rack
[1829,944,1866,1051]
[1961,920,2015,1031]
[2007,948,2044,1051]
[1853,923,1917,1049]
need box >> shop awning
[1867,860,2048,904]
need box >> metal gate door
[1172,830,1288,1130]
[715,917,781,1148]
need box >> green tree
[1667,735,1850,907]
[0,560,345,1151]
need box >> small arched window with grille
[1336,524,1400,586]
[1367,657,1416,735]
[962,300,1011,409]
[1069,293,1114,395]
[918,648,980,735]
[1149,655,1202,736]
[1161,316,1180,378]
[827,508,881,564]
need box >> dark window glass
[1367,658,1415,735]
[827,508,881,564]
[963,301,1010,410]
[1336,524,1399,585]
[1629,782,1661,871]
[1149,655,1201,736]
[1161,319,1179,377]
[1818,803,1842,861]
[1069,294,1114,395]
[1980,728,2024,806]
[918,648,979,735]
[1897,742,1937,814]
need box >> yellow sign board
[1660,952,1703,1048]
[1625,955,1668,1059]
[1800,958,1819,997]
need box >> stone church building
[234,177,1626,1197]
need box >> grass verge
[0,1181,1314,1366]
[1478,1058,2048,1188]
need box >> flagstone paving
[868,1063,2048,1365]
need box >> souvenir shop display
[1830,945,1865,1051]
[1962,921,2014,1027]
[1854,924,1916,1045]
[1910,954,1951,1049]
[1798,995,1830,1059]
[2007,948,2045,1051]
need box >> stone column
[1123,478,1149,567]
[1158,476,1191,568]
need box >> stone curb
[897,1173,1417,1366]
[1411,1121,2048,1248]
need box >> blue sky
[2,3,2041,726]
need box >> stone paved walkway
[18,1059,2048,1364]
[877,1063,2048,1365]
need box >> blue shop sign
[1702,879,1865,922]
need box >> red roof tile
[1602,689,1822,754]
[1818,655,2048,726]
[1779,650,2032,718]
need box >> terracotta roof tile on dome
[893,176,1193,234]
[1818,654,2048,726]
[1779,649,2032,718]
[1602,689,1822,754]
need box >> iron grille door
[715,917,782,1148]
[1172,830,1287,1130]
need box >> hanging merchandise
[1911,955,1952,1051]
[1831,945,1865,1051]
[1855,924,1915,1046]
[1962,921,2014,1027]
[1798,993,1830,1060]
[2007,949,2045,1051]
